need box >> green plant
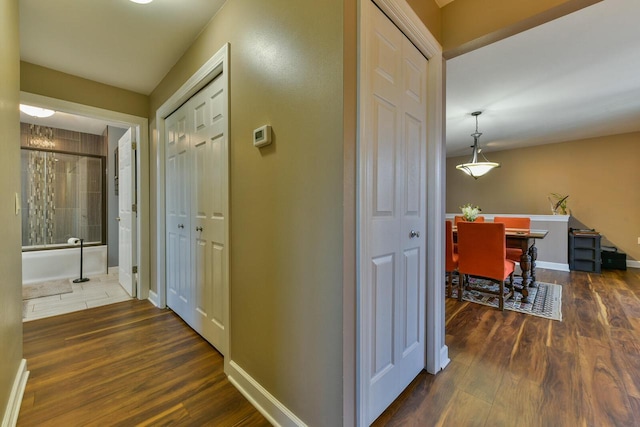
[460,203,481,221]
[548,193,569,215]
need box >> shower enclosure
[20,123,108,283]
[21,150,104,249]
[22,149,104,250]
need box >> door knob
[409,230,420,238]
[178,224,184,229]
[116,217,121,222]
[196,226,203,232]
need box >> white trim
[446,213,571,223]
[2,359,29,427]
[108,266,119,275]
[627,260,640,269]
[440,345,451,370]
[19,92,150,301]
[357,0,445,425]
[147,290,160,307]
[226,361,307,427]
[373,0,441,58]
[536,261,570,272]
[155,43,230,365]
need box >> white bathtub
[22,245,108,284]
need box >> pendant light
[455,111,500,179]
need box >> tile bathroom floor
[23,273,132,322]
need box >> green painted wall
[149,0,345,425]
[20,61,149,118]
[0,0,23,419]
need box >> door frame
[154,43,230,363]
[20,91,150,300]
[354,0,447,424]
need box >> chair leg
[446,271,451,298]
[498,280,505,311]
[458,274,465,302]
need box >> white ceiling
[446,0,640,157]
[20,0,226,95]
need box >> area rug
[449,277,562,321]
[22,279,73,300]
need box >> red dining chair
[457,222,515,310]
[493,216,531,262]
[445,220,459,298]
[454,215,485,225]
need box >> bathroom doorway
[19,92,150,319]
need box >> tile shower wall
[21,123,106,248]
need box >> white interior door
[166,106,192,323]
[190,77,227,354]
[361,2,428,423]
[118,128,136,297]
[165,74,228,355]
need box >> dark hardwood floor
[18,267,640,426]
[18,300,270,427]
[374,267,640,426]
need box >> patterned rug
[449,277,563,321]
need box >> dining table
[453,226,549,303]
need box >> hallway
[18,299,269,426]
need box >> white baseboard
[627,260,640,269]
[535,261,570,272]
[147,290,160,308]
[226,360,306,427]
[108,266,119,275]
[440,345,450,371]
[2,359,29,427]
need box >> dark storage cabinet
[569,229,601,273]
[602,246,627,270]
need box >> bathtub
[22,245,108,284]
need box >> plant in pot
[460,203,482,222]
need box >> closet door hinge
[132,266,138,274]
[132,203,137,213]
[132,142,137,150]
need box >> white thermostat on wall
[253,125,272,148]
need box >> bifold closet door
[361,1,428,423]
[166,104,192,324]
[190,76,227,354]
[165,74,227,355]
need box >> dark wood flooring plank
[539,347,586,426]
[377,268,640,426]
[610,327,640,399]
[372,360,468,426]
[578,335,635,426]
[18,300,269,427]
[617,288,640,319]
[487,371,543,427]
[507,316,549,386]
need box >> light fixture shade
[456,161,500,178]
[20,104,55,118]
[130,0,153,3]
[455,111,500,179]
